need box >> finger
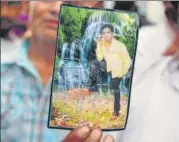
[63,126,91,142]
[84,128,102,142]
[102,135,115,142]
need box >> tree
[58,7,93,46]
[119,15,138,58]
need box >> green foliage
[59,7,93,46]
[119,14,137,58]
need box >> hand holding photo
[48,4,139,131]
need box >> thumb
[62,126,91,142]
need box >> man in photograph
[89,24,131,118]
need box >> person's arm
[1,64,25,141]
[96,40,104,61]
[119,43,131,77]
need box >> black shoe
[111,111,120,120]
[113,111,120,116]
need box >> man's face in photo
[102,27,113,42]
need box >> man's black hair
[101,24,114,33]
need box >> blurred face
[30,1,102,45]
[31,1,66,45]
[1,1,21,28]
[102,28,113,42]
[1,1,28,38]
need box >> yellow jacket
[96,38,131,78]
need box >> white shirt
[119,57,179,142]
[1,38,21,63]
[106,23,179,142]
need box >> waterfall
[61,43,68,61]
[70,41,76,60]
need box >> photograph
[48,4,139,130]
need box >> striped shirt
[1,40,69,142]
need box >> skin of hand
[62,126,115,142]
[164,35,179,56]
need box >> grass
[50,92,129,130]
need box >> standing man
[90,24,131,118]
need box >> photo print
[48,4,139,130]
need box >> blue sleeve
[1,64,25,141]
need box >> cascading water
[61,43,68,63]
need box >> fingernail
[77,126,90,137]
[90,128,102,140]
[103,135,115,142]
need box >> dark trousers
[110,76,121,112]
[89,60,121,112]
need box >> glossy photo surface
[48,4,139,131]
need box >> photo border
[47,3,139,131]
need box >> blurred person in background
[112,1,178,142]
[114,1,152,28]
[1,1,29,62]
[1,1,114,142]
[1,1,29,39]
